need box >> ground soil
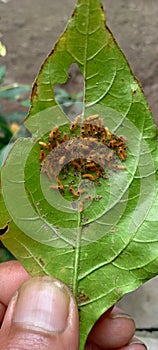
[1,0,158,121]
[1,0,158,335]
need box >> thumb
[0,276,79,350]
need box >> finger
[86,336,147,350]
[0,276,79,350]
[0,302,6,325]
[87,306,136,349]
[0,260,30,306]
[117,337,147,350]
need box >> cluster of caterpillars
[39,114,127,210]
[70,114,127,162]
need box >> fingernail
[130,337,148,349]
[13,276,70,333]
[111,312,133,320]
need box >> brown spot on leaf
[39,258,45,267]
[78,290,90,304]
[132,88,137,95]
[71,6,77,19]
[32,81,38,98]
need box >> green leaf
[0,84,30,100]
[5,111,27,124]
[0,116,13,149]
[0,143,13,168]
[0,241,15,263]
[0,66,6,84]
[21,99,30,107]
[1,1,158,349]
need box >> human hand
[0,261,146,350]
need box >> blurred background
[0,0,158,346]
[1,0,158,121]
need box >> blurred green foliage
[55,87,83,111]
[0,65,31,167]
[0,65,31,262]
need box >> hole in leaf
[54,63,84,117]
[0,222,9,236]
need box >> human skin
[0,261,146,350]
